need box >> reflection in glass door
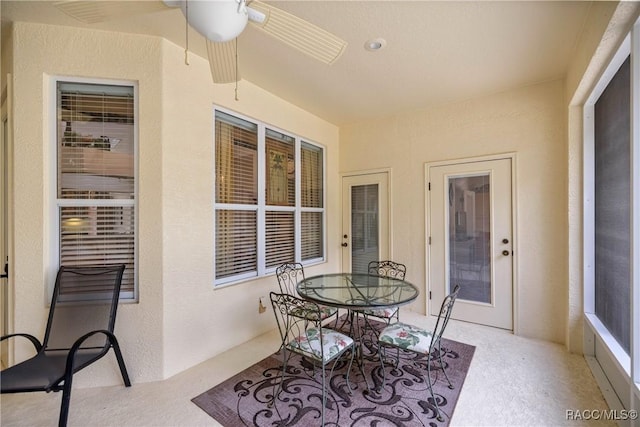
[448,175,491,303]
[351,184,379,274]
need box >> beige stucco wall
[340,79,568,343]
[7,21,340,385]
[159,34,341,379]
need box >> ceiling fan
[53,0,348,84]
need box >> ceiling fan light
[180,0,248,43]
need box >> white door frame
[425,153,518,333]
[340,168,392,273]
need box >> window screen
[594,56,631,354]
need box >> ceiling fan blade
[54,0,169,24]
[207,40,239,84]
[247,1,347,65]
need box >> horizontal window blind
[56,81,136,300]
[216,113,258,205]
[301,142,323,208]
[215,210,257,278]
[301,211,323,261]
[214,109,325,284]
[351,184,379,253]
[265,211,295,268]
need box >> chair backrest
[429,284,460,351]
[270,292,323,354]
[368,260,407,280]
[43,265,126,352]
[275,262,306,296]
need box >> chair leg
[321,364,326,427]
[378,344,387,390]
[345,345,356,394]
[331,310,342,330]
[426,354,444,422]
[110,337,131,387]
[436,341,454,390]
[58,372,74,427]
[269,348,290,408]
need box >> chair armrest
[65,329,118,373]
[0,333,43,352]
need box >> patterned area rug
[192,318,475,426]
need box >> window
[54,79,137,300]
[214,109,325,286]
[594,56,631,354]
[583,18,640,410]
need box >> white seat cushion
[362,306,398,319]
[289,303,337,321]
[287,328,353,363]
[378,322,433,354]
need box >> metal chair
[269,292,355,426]
[377,284,460,422]
[361,260,407,325]
[275,262,338,322]
[1,265,131,427]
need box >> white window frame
[583,17,640,411]
[48,76,139,301]
[213,107,326,288]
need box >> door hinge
[428,236,431,245]
[429,291,432,300]
[428,182,431,191]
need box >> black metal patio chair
[269,291,355,426]
[0,265,131,427]
[361,260,407,326]
[378,284,460,422]
[275,262,338,323]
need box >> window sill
[584,312,631,377]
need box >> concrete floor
[1,311,613,426]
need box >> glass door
[351,184,379,273]
[341,172,389,273]
[429,158,513,330]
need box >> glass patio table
[296,273,419,389]
[296,272,419,310]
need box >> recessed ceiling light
[364,38,386,51]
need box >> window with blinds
[56,80,136,300]
[301,142,324,261]
[214,110,325,285]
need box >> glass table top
[296,273,419,310]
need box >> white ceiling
[1,1,593,125]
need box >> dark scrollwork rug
[192,318,475,427]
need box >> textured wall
[340,80,568,343]
[8,22,340,385]
[159,38,341,379]
[10,22,165,386]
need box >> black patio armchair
[0,265,131,427]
